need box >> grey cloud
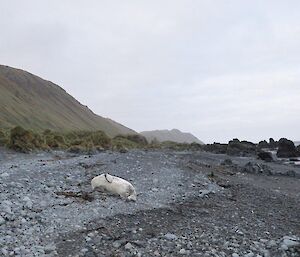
[0,1,299,143]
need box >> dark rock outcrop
[269,138,278,148]
[258,138,279,149]
[242,162,273,175]
[226,139,256,156]
[258,140,269,149]
[203,143,227,154]
[277,138,298,158]
[257,151,273,162]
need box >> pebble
[179,248,187,254]
[44,244,56,254]
[164,233,178,240]
[232,253,239,257]
[125,242,134,250]
[199,189,211,197]
[281,236,300,249]
[0,216,5,225]
[113,241,122,248]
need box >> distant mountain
[0,65,136,137]
[141,129,204,144]
[294,141,300,147]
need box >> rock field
[0,148,299,257]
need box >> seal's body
[91,173,137,201]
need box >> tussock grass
[4,126,200,153]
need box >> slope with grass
[141,128,204,144]
[0,65,135,137]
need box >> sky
[0,1,299,143]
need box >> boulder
[203,143,227,154]
[227,139,256,156]
[277,138,298,158]
[242,162,272,175]
[258,140,269,149]
[257,151,273,162]
[269,138,278,148]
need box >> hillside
[141,129,204,144]
[0,65,136,137]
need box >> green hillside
[0,65,136,137]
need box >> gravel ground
[0,148,299,257]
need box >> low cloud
[1,1,299,142]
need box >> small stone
[199,189,211,197]
[151,187,159,192]
[113,241,121,248]
[0,216,5,225]
[44,244,56,254]
[244,252,254,257]
[124,242,134,250]
[80,248,88,253]
[267,239,277,248]
[154,250,160,256]
[179,248,187,254]
[282,236,300,249]
[1,248,8,256]
[232,254,239,257]
[164,233,178,240]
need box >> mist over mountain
[0,65,136,137]
[141,129,204,144]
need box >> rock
[269,138,278,148]
[221,159,233,166]
[242,162,272,175]
[23,197,33,209]
[258,140,269,149]
[244,252,254,257]
[124,242,134,250]
[281,236,300,249]
[277,138,298,158]
[1,201,13,214]
[267,239,277,248]
[203,143,227,154]
[164,233,178,240]
[232,254,239,257]
[0,215,5,225]
[112,240,122,248]
[1,248,9,256]
[80,248,88,253]
[257,151,273,162]
[44,244,56,254]
[1,172,9,177]
[179,248,187,254]
[227,139,256,156]
[199,189,211,198]
[286,170,296,177]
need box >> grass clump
[5,126,152,153]
[0,129,9,146]
[112,134,148,151]
[8,126,44,152]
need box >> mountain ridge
[0,65,136,137]
[141,129,204,144]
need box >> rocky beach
[0,147,299,257]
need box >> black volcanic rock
[227,139,256,156]
[257,151,273,162]
[276,138,298,158]
[203,143,227,154]
[258,140,269,149]
[269,138,278,148]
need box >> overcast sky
[1,1,299,143]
